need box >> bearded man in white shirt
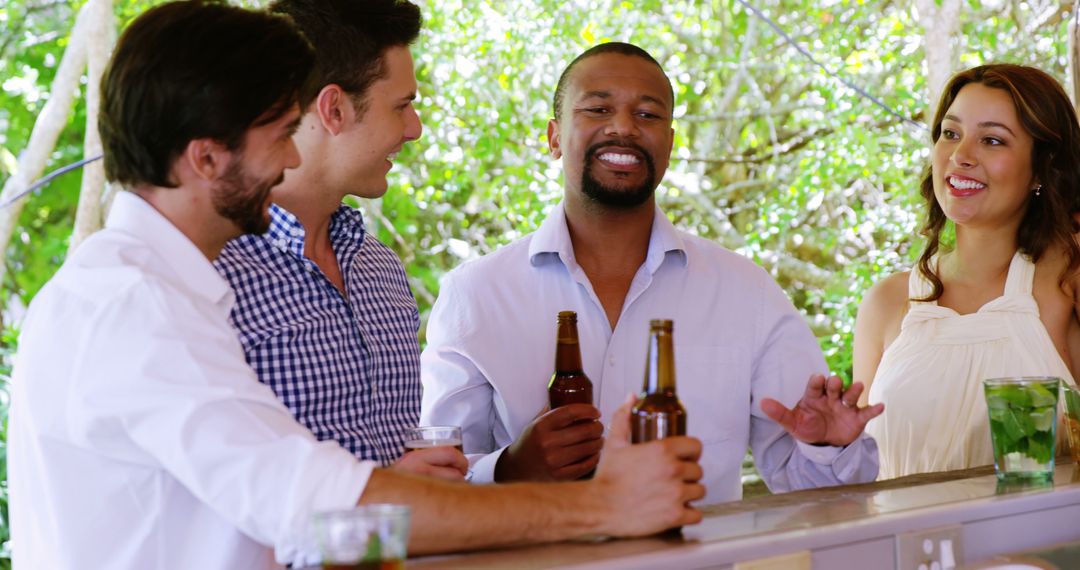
[8,6,707,568]
[420,42,886,503]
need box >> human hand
[760,373,885,447]
[390,446,469,481]
[494,403,603,482]
[591,394,704,536]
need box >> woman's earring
[1034,184,1042,197]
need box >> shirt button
[608,356,616,366]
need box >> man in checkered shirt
[214,0,458,478]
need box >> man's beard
[212,157,282,235]
[580,140,657,209]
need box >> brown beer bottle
[548,311,594,408]
[631,319,686,443]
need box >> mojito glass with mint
[983,377,1060,484]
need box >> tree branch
[665,181,832,288]
[680,126,833,164]
[680,102,815,122]
[0,0,92,290]
[70,0,116,251]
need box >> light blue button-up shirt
[420,203,878,503]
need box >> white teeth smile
[948,176,985,190]
[598,152,639,165]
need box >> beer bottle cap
[649,318,673,331]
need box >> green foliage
[1,0,1073,369]
[0,326,14,570]
[401,0,1071,379]
[0,0,88,309]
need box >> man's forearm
[360,468,607,554]
[361,406,706,555]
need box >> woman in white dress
[854,64,1080,479]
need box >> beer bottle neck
[555,319,584,373]
[642,329,676,394]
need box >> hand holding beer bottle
[628,319,689,535]
[494,311,603,482]
[591,393,705,536]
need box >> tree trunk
[917,0,962,111]
[70,0,116,252]
[0,1,92,290]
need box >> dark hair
[270,0,421,117]
[916,64,1080,300]
[99,0,314,189]
[552,42,673,121]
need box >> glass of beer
[404,426,463,453]
[313,504,410,570]
[984,376,1060,484]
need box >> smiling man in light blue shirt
[420,42,884,503]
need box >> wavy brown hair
[915,64,1080,301]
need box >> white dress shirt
[420,203,878,503]
[9,192,374,569]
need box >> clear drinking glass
[312,504,410,570]
[403,425,463,453]
[1061,382,1080,466]
[983,376,1060,484]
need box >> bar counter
[410,461,1080,569]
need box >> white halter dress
[865,252,1077,479]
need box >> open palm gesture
[760,374,884,447]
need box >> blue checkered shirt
[215,203,421,465]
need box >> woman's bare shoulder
[862,271,912,312]
[854,270,912,384]
[1034,240,1080,301]
[856,270,912,343]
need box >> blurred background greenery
[0,0,1075,564]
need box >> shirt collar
[265,202,367,259]
[105,191,233,308]
[265,203,307,258]
[528,202,688,272]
